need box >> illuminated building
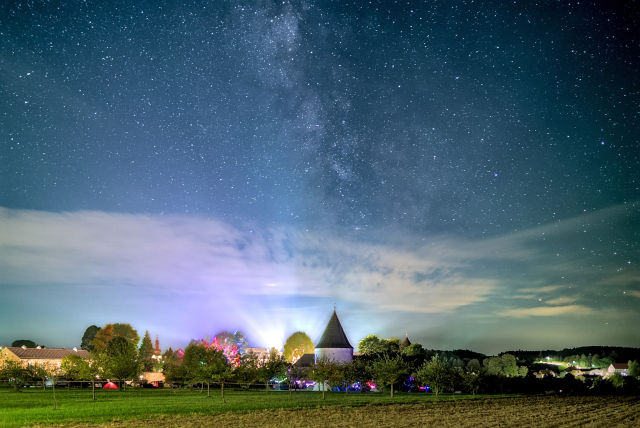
[314,307,353,363]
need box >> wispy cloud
[498,305,594,318]
[0,208,496,314]
[545,296,578,305]
[627,290,640,298]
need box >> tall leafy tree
[112,323,140,346]
[458,366,485,395]
[501,354,518,377]
[202,347,234,402]
[309,356,340,400]
[628,360,639,377]
[81,326,101,351]
[357,334,382,354]
[101,336,142,390]
[283,332,314,363]
[372,354,409,398]
[90,324,114,352]
[415,354,452,396]
[379,338,401,354]
[340,358,370,394]
[235,351,260,390]
[0,360,32,391]
[258,348,287,393]
[139,331,155,372]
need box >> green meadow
[0,385,490,427]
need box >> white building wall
[315,348,353,364]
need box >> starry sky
[1,0,638,355]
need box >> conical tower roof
[315,308,353,349]
[401,333,411,348]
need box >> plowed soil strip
[42,395,640,428]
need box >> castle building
[314,307,353,363]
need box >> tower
[314,307,353,363]
[154,335,161,356]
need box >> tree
[309,356,341,399]
[11,340,37,348]
[517,366,528,377]
[61,354,86,384]
[61,354,101,400]
[283,363,304,394]
[139,331,155,372]
[100,336,142,390]
[283,332,315,363]
[0,360,32,391]
[402,343,426,358]
[380,338,401,354]
[340,358,370,394]
[235,351,260,390]
[467,359,481,370]
[90,324,114,352]
[77,357,102,400]
[484,356,503,376]
[609,372,625,388]
[415,355,452,396]
[591,354,601,367]
[501,354,518,377]
[357,334,382,354]
[628,360,639,377]
[112,323,140,346]
[81,326,101,351]
[258,348,287,393]
[458,366,485,395]
[202,348,234,402]
[372,354,409,398]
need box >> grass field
[1,387,639,427]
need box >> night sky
[1,0,638,355]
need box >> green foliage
[340,359,370,393]
[380,338,401,354]
[11,340,37,348]
[112,323,140,346]
[235,352,260,388]
[372,354,409,398]
[100,336,142,389]
[357,334,382,354]
[139,331,155,372]
[258,348,287,392]
[90,324,114,353]
[609,372,625,388]
[628,360,639,377]
[458,367,485,395]
[467,359,481,370]
[1,360,32,391]
[61,354,87,380]
[309,356,340,399]
[501,354,518,377]
[415,354,452,396]
[81,326,101,351]
[283,332,314,363]
[402,343,426,358]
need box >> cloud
[517,286,565,294]
[498,305,594,318]
[545,296,578,305]
[0,207,497,315]
[627,290,640,298]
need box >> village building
[1,346,90,367]
[314,307,353,364]
[608,363,629,376]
